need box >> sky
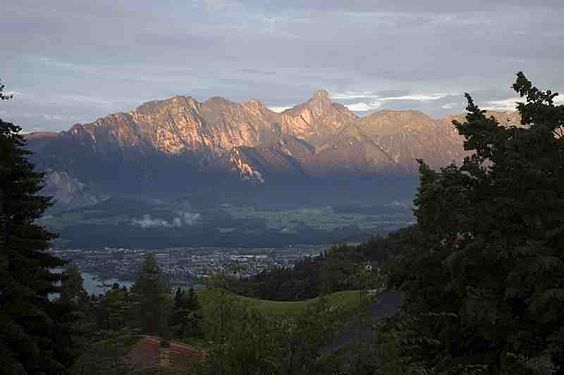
[1,0,564,132]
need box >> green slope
[200,288,364,316]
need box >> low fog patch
[131,212,201,229]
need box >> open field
[242,290,363,316]
[199,288,364,317]
[223,204,411,233]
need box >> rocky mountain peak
[307,90,333,110]
[204,96,234,106]
[275,89,356,142]
[351,110,447,139]
[242,99,267,111]
[134,95,199,115]
[26,89,521,190]
[285,89,336,116]
[312,89,330,100]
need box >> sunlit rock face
[280,89,357,143]
[27,91,520,188]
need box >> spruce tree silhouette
[0,79,77,372]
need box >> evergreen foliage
[60,265,89,309]
[96,283,131,332]
[0,80,77,373]
[388,73,564,373]
[170,287,204,339]
[200,288,346,375]
[130,254,171,338]
[229,229,409,301]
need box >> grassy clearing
[199,288,363,317]
[243,290,363,316]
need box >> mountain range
[26,90,520,209]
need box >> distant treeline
[226,228,415,300]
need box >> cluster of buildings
[51,245,326,293]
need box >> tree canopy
[0,80,76,373]
[130,254,171,338]
[389,72,564,373]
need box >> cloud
[483,98,521,112]
[268,106,292,113]
[132,215,178,228]
[131,212,201,229]
[441,102,458,110]
[57,94,117,108]
[41,113,77,121]
[339,91,454,112]
[484,95,564,112]
[331,92,379,100]
[181,212,201,225]
[4,91,22,97]
[381,93,451,101]
[1,0,564,131]
[200,0,240,11]
[239,0,564,14]
[345,101,382,112]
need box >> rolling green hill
[199,288,365,316]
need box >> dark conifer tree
[389,73,564,373]
[96,283,130,331]
[171,287,203,339]
[130,254,171,338]
[0,80,76,373]
[59,265,88,309]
